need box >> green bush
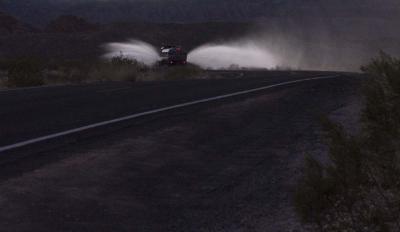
[6,58,45,87]
[295,53,400,231]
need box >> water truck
[159,45,188,65]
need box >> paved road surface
[1,71,338,151]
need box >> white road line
[0,75,340,153]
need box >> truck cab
[160,45,188,65]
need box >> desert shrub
[0,58,15,70]
[295,53,400,231]
[111,56,135,66]
[89,56,148,82]
[89,62,137,82]
[6,58,45,87]
[44,56,146,84]
[45,59,91,84]
[162,64,204,81]
[1,56,203,87]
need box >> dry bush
[88,56,147,82]
[44,59,91,84]
[161,64,204,81]
[5,58,45,87]
[295,53,400,232]
[1,56,206,88]
[45,56,147,84]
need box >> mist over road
[0,71,362,231]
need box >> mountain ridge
[1,0,399,26]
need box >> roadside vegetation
[295,53,400,231]
[4,58,45,87]
[0,56,206,88]
[162,64,204,81]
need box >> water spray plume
[188,42,279,69]
[103,40,160,65]
[103,39,280,69]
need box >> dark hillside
[2,0,399,26]
[46,15,100,33]
[0,21,252,60]
[0,12,37,34]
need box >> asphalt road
[0,70,339,152]
[0,71,362,231]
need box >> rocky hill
[46,15,99,33]
[0,12,36,34]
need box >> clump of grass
[45,59,91,84]
[295,52,400,231]
[0,71,7,88]
[44,56,148,84]
[162,64,204,81]
[5,58,45,87]
[0,56,206,88]
[89,56,148,82]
